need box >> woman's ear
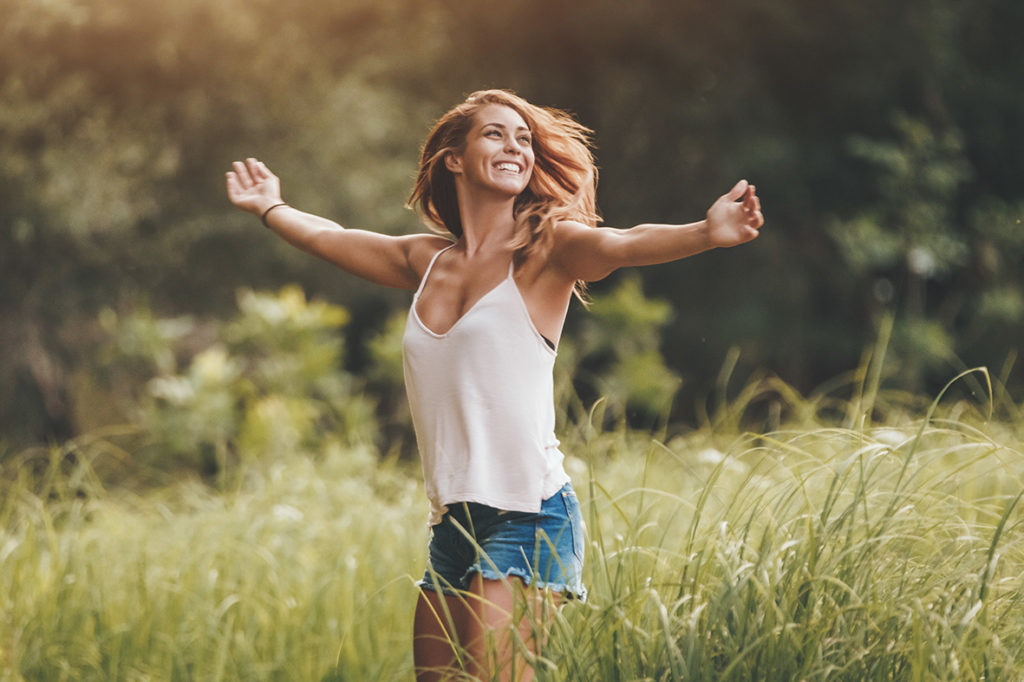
[444,150,463,174]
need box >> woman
[226,89,763,681]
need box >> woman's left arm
[552,180,764,282]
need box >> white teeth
[496,163,521,173]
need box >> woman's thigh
[462,573,558,682]
[413,587,473,681]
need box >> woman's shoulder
[405,233,455,277]
[546,219,619,284]
[524,220,600,284]
[554,219,593,233]
[550,219,601,252]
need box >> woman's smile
[495,161,524,175]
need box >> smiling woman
[225,88,763,681]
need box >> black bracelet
[260,202,289,227]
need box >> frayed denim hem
[417,566,588,602]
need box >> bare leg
[414,588,471,681]
[462,574,560,682]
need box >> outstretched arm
[226,158,445,290]
[551,180,764,282]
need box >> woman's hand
[705,180,764,248]
[225,158,283,215]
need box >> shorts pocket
[561,488,585,564]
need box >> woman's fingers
[742,184,757,209]
[723,179,749,202]
[227,159,265,206]
[752,187,764,227]
[232,161,254,190]
[247,157,268,182]
[228,158,275,192]
[742,185,763,228]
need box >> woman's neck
[454,186,517,256]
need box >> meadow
[5,2,1023,678]
[3,370,1023,681]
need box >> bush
[99,286,376,485]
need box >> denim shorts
[418,483,587,601]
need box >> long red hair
[407,89,599,294]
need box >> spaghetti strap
[414,244,455,299]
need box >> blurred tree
[828,114,971,387]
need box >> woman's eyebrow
[482,122,531,133]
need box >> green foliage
[100,286,375,483]
[364,310,416,455]
[831,114,971,282]
[968,198,1024,331]
[365,310,407,390]
[826,113,993,390]
[98,305,196,377]
[144,345,243,473]
[224,287,350,397]
[977,286,1024,326]
[562,275,682,425]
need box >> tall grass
[2,443,425,681]
[2,374,1023,680]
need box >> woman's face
[447,103,535,197]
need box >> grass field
[3,372,1023,681]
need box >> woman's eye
[518,136,532,145]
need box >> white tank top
[402,246,570,525]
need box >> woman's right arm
[226,157,445,290]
